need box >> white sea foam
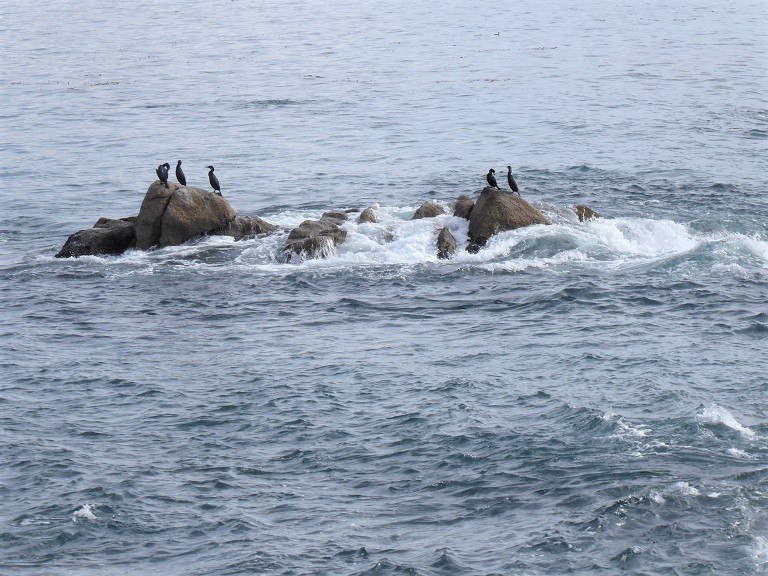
[673,482,700,496]
[649,491,666,504]
[73,504,97,521]
[751,536,768,571]
[582,216,698,257]
[699,404,756,439]
[80,204,723,277]
[732,234,768,262]
[727,447,751,458]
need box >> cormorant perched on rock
[175,160,186,186]
[486,168,500,189]
[207,165,221,195]
[507,166,519,194]
[156,163,170,188]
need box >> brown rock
[211,216,278,241]
[436,226,457,260]
[284,214,348,261]
[158,187,236,247]
[135,181,177,250]
[358,208,377,224]
[453,195,474,220]
[321,211,348,225]
[135,181,237,249]
[413,202,446,220]
[55,217,136,258]
[468,187,550,247]
[574,205,601,222]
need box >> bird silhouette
[486,168,500,189]
[207,165,221,195]
[507,166,519,194]
[175,160,186,186]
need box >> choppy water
[1,1,768,574]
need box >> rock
[468,187,550,248]
[321,211,349,224]
[453,195,474,220]
[436,226,457,260]
[135,181,236,249]
[574,205,601,222]
[159,187,236,247]
[284,214,348,261]
[135,181,177,250]
[358,207,377,224]
[55,217,136,258]
[211,216,278,241]
[413,202,446,220]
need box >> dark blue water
[2,1,767,574]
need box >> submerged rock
[211,216,278,241]
[358,207,377,224]
[453,195,474,220]
[413,202,446,220]
[284,213,348,261]
[55,217,136,258]
[436,226,457,260]
[574,205,601,222]
[468,187,550,248]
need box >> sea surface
[1,1,767,574]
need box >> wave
[698,404,756,439]
[41,202,768,276]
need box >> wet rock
[211,215,278,241]
[453,195,474,220]
[358,207,377,224]
[55,217,136,258]
[574,205,601,222]
[284,213,348,261]
[436,226,457,260]
[321,211,348,224]
[468,187,550,248]
[413,202,446,220]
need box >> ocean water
[1,0,767,574]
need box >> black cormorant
[176,160,186,186]
[507,166,519,194]
[207,165,221,195]
[156,163,170,188]
[486,168,500,189]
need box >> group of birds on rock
[156,160,221,195]
[486,166,519,194]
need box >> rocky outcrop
[413,202,446,220]
[55,217,136,258]
[436,227,457,260]
[453,195,474,220]
[211,216,278,241]
[574,205,601,222]
[284,212,348,261]
[135,181,236,249]
[159,187,236,247]
[468,187,550,248]
[358,207,377,224]
[135,181,176,250]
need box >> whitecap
[649,491,666,504]
[73,504,97,521]
[699,404,756,439]
[585,216,699,256]
[674,481,700,496]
